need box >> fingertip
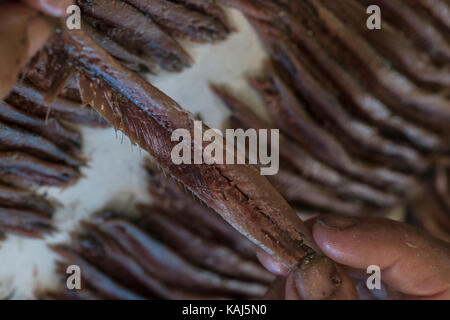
[290,254,358,300]
[312,215,358,263]
[256,249,290,276]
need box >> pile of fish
[39,161,272,300]
[215,0,450,218]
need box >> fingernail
[317,215,356,230]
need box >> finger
[342,266,404,300]
[262,276,286,300]
[256,249,290,276]
[285,262,358,300]
[258,215,357,299]
[313,215,450,298]
[0,3,52,99]
[22,0,73,17]
[287,253,358,300]
[256,216,318,276]
[285,273,300,300]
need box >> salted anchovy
[39,159,272,299]
[145,162,258,261]
[0,152,79,187]
[218,0,276,21]
[0,181,54,239]
[416,0,450,32]
[232,0,450,131]
[59,79,83,103]
[249,70,417,194]
[172,0,232,30]
[217,97,377,215]
[0,100,81,152]
[276,59,430,169]
[362,0,450,63]
[123,0,229,42]
[306,0,450,130]
[23,46,63,90]
[26,44,101,127]
[97,218,267,297]
[24,44,82,103]
[41,204,269,300]
[211,84,399,208]
[230,114,399,211]
[72,222,232,299]
[432,166,450,213]
[270,2,447,153]
[225,105,391,213]
[0,122,83,167]
[407,193,450,244]
[40,278,103,300]
[39,280,102,301]
[83,22,156,73]
[326,0,450,88]
[139,208,274,283]
[267,169,368,216]
[25,45,78,106]
[0,183,54,216]
[9,85,107,127]
[77,0,192,71]
[0,75,85,238]
[0,208,53,238]
[407,165,450,243]
[54,30,357,300]
[252,20,428,174]
[53,245,146,300]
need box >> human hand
[0,0,72,99]
[258,215,450,300]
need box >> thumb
[313,215,450,298]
